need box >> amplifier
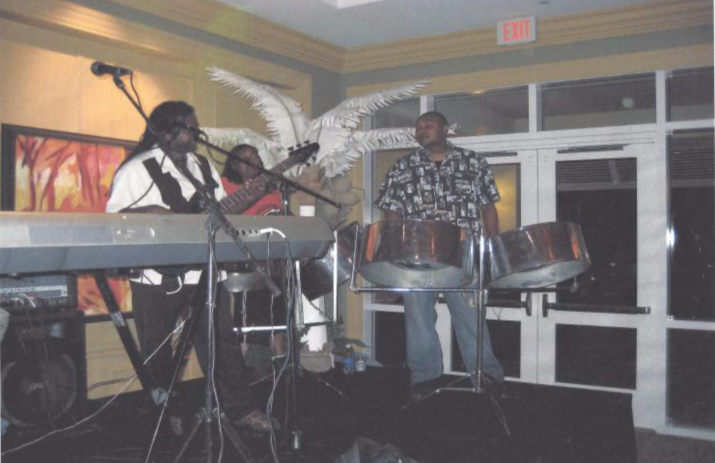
[0,274,77,312]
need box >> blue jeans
[403,291,504,385]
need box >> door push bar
[541,294,651,317]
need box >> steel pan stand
[438,233,512,436]
[348,226,511,437]
[228,245,349,458]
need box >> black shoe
[235,409,281,434]
[168,413,185,436]
[486,380,510,400]
[163,390,188,436]
[409,378,442,401]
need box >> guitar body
[219,142,319,215]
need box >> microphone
[173,121,207,140]
[90,61,133,77]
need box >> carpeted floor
[1,365,636,463]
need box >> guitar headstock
[288,141,320,165]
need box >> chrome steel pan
[359,219,476,288]
[224,271,266,293]
[301,222,361,300]
[488,221,591,289]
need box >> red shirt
[221,177,283,216]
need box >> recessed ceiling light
[538,0,551,5]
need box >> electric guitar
[220,142,319,215]
[155,142,318,277]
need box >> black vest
[143,155,218,214]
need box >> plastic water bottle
[343,355,355,375]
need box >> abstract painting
[1,125,134,316]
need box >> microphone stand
[192,137,344,457]
[192,132,342,450]
[111,78,283,296]
[190,133,340,210]
[165,87,345,458]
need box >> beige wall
[0,1,312,151]
[0,1,312,398]
[0,0,712,394]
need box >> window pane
[373,99,420,129]
[490,163,521,232]
[485,163,522,305]
[667,67,715,122]
[667,329,715,428]
[542,74,655,131]
[556,324,637,389]
[434,87,528,137]
[669,129,715,321]
[374,311,406,368]
[452,320,521,378]
[556,158,637,306]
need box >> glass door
[536,143,664,429]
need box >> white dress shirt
[106,146,227,285]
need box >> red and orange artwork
[11,130,134,315]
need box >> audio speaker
[1,310,86,430]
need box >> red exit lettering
[497,17,537,46]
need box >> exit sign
[497,17,537,45]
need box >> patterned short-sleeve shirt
[375,143,500,230]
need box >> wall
[0,0,712,396]
[342,0,713,343]
[0,0,325,398]
[0,2,319,139]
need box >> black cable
[262,236,296,462]
[201,133,226,166]
[129,74,143,113]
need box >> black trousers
[130,278,255,418]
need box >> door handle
[486,292,532,316]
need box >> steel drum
[359,219,477,288]
[301,222,360,300]
[488,221,591,289]
[224,270,266,293]
[223,261,282,293]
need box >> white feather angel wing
[202,127,284,168]
[207,66,309,148]
[319,127,418,178]
[319,81,430,130]
[347,128,417,151]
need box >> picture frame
[1,124,135,316]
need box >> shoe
[164,391,187,437]
[236,409,281,433]
[409,377,442,401]
[168,413,184,436]
[487,380,510,400]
